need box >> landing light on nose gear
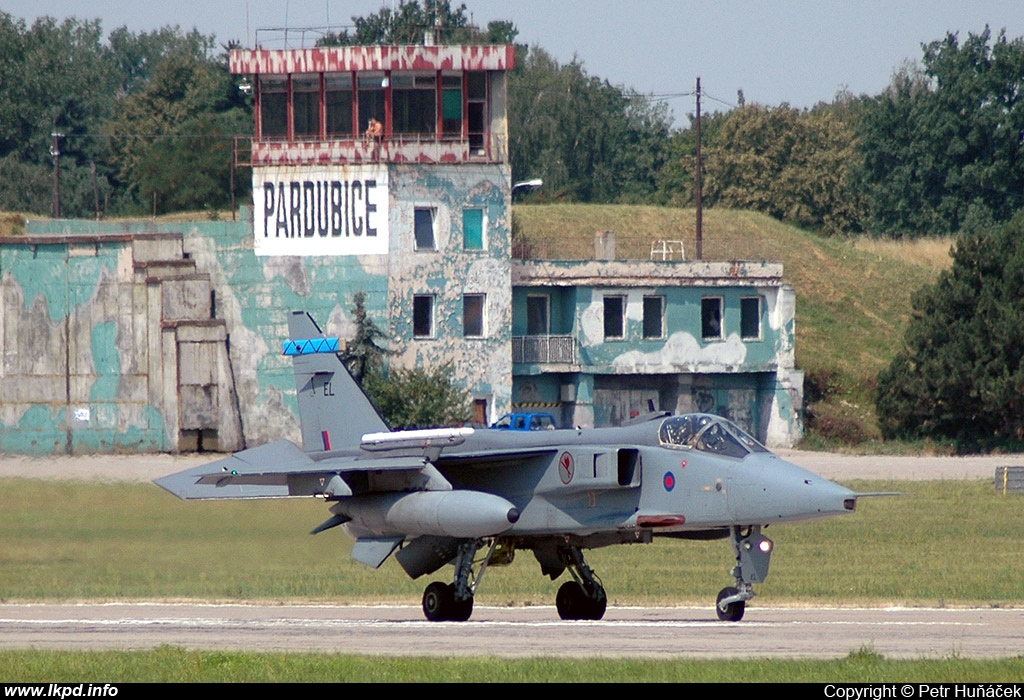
[716,525,773,622]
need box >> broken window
[467,72,487,154]
[414,208,436,250]
[701,297,723,341]
[463,208,484,250]
[642,295,664,339]
[413,295,434,338]
[603,295,626,340]
[463,294,485,337]
[741,296,762,340]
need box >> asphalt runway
[1,603,1020,658]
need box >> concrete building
[510,257,803,446]
[0,41,803,455]
[235,43,517,426]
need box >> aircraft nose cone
[802,477,859,518]
[727,457,859,524]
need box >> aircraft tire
[556,581,605,620]
[423,581,453,621]
[716,586,746,622]
[450,586,474,622]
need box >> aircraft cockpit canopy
[658,414,770,459]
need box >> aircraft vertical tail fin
[285,311,390,452]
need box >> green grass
[1,478,1021,607]
[2,648,1023,682]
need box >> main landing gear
[715,525,773,622]
[555,546,607,621]
[421,539,509,622]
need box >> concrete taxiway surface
[0,603,1019,658]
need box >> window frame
[413,294,435,338]
[526,294,551,336]
[462,207,485,250]
[603,295,627,341]
[741,296,763,341]
[701,296,724,342]
[463,293,486,338]
[414,207,437,251]
[642,295,665,340]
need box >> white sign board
[253,165,389,256]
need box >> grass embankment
[515,205,952,447]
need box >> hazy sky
[5,1,1024,121]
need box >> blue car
[490,412,558,431]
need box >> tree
[508,47,670,202]
[0,13,120,216]
[364,363,470,429]
[340,292,389,384]
[857,28,1024,237]
[104,38,252,213]
[318,1,486,46]
[875,214,1024,447]
[701,103,866,234]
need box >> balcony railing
[512,335,576,364]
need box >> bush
[875,214,1024,448]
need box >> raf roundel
[663,471,675,491]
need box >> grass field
[1,477,1020,605]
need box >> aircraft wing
[154,439,451,500]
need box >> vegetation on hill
[514,204,949,447]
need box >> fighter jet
[157,311,866,622]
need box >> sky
[5,0,1024,122]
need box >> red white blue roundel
[663,471,676,491]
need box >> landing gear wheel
[716,586,746,622]
[450,585,474,622]
[423,581,452,621]
[556,581,607,620]
[423,582,474,622]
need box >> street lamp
[512,178,543,201]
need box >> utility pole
[695,77,703,260]
[50,125,63,219]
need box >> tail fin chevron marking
[286,311,389,453]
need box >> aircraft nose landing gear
[716,525,773,622]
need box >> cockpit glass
[658,415,769,458]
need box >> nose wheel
[715,525,773,622]
[715,586,746,622]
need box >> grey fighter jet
[157,311,867,622]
